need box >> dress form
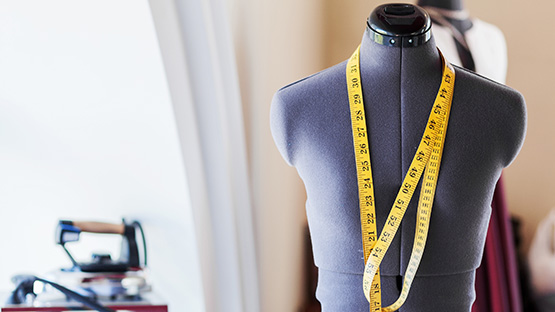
[417,0,476,71]
[418,0,508,83]
[270,4,526,311]
[417,0,472,32]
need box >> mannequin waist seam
[317,266,477,277]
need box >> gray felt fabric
[317,269,476,311]
[270,28,526,311]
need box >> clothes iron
[4,219,168,312]
[42,219,151,301]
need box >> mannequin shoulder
[465,19,508,83]
[469,19,505,41]
[454,65,524,108]
[271,60,348,132]
[272,60,348,110]
[454,66,526,166]
[270,61,348,165]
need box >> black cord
[35,277,116,312]
[40,276,116,312]
[7,275,116,312]
[132,220,147,266]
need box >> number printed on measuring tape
[346,46,455,312]
[347,45,383,312]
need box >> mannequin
[270,4,526,311]
[417,0,472,32]
[418,0,508,83]
[417,0,475,71]
[417,0,462,10]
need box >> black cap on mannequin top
[416,0,473,34]
[367,3,432,48]
[417,0,465,11]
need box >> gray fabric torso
[270,32,526,311]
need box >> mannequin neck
[361,3,442,83]
[360,28,441,76]
[366,4,432,48]
[417,0,465,11]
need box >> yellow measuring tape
[346,45,455,311]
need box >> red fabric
[472,176,522,312]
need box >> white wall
[0,1,203,311]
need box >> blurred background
[0,0,551,311]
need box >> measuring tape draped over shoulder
[346,45,455,312]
